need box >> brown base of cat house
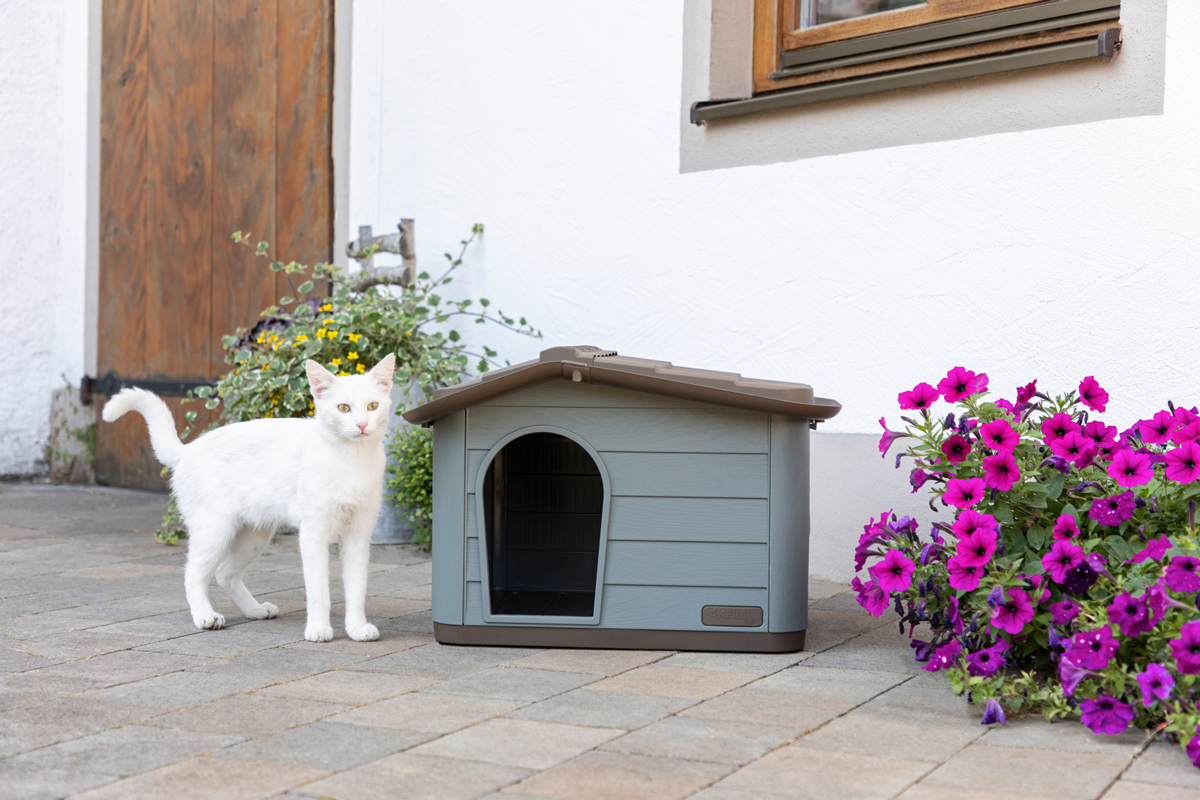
[433,623,806,653]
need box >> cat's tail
[101,388,185,468]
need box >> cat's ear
[368,353,396,392]
[306,360,336,400]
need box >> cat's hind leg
[183,514,237,630]
[216,526,279,620]
[299,517,335,642]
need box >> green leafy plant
[385,426,434,550]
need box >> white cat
[102,354,395,643]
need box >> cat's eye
[337,403,350,413]
[367,402,379,411]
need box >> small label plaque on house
[701,606,764,628]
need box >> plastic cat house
[402,346,840,652]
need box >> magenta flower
[1166,556,1200,593]
[966,639,1008,677]
[1173,420,1200,445]
[1165,442,1200,484]
[1076,376,1108,413]
[990,588,1034,635]
[1041,412,1081,444]
[1050,599,1080,625]
[1139,410,1179,445]
[1136,663,1175,707]
[981,452,1020,492]
[1107,449,1154,488]
[1145,580,1171,626]
[1016,380,1038,404]
[1061,561,1098,594]
[1189,729,1200,769]
[1080,695,1134,736]
[878,417,906,459]
[1171,621,1200,674]
[943,478,985,509]
[923,640,962,672]
[952,509,998,539]
[1042,540,1085,584]
[979,419,1019,453]
[995,398,1018,418]
[938,367,981,402]
[941,434,972,465]
[947,556,983,592]
[869,549,916,594]
[898,382,939,410]
[1067,625,1120,670]
[1089,491,1137,527]
[1107,591,1152,637]
[1058,654,1092,697]
[955,528,998,568]
[1082,420,1118,448]
[909,469,930,493]
[1049,430,1092,463]
[980,697,1006,726]
[851,576,888,617]
[1127,535,1172,564]
[1052,514,1081,542]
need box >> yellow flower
[315,329,326,339]
[324,319,336,326]
[261,364,269,371]
[337,371,349,377]
[320,304,332,312]
[294,334,308,343]
[347,351,359,360]
[327,330,338,338]
[356,364,366,373]
[347,333,361,343]
[331,358,341,366]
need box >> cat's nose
[357,422,368,433]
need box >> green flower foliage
[385,426,434,551]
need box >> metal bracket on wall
[80,372,213,406]
[346,219,417,289]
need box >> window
[692,0,1121,122]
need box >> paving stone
[808,579,847,601]
[0,645,59,673]
[328,691,524,734]
[978,717,1147,756]
[589,666,758,700]
[752,664,911,703]
[859,672,978,724]
[1102,781,1200,800]
[0,613,110,640]
[426,667,600,702]
[136,628,304,658]
[802,609,893,652]
[7,629,166,661]
[504,649,669,675]
[88,670,275,710]
[506,750,731,800]
[802,641,927,673]
[1122,741,1200,788]
[147,693,348,738]
[918,743,1129,799]
[188,646,363,682]
[332,596,430,619]
[0,695,159,749]
[67,562,183,580]
[213,720,424,770]
[376,610,437,634]
[86,612,207,639]
[509,688,693,731]
[717,742,932,798]
[895,786,1061,799]
[69,755,330,800]
[292,752,528,800]
[680,687,851,731]
[347,642,539,679]
[37,649,216,687]
[687,790,777,800]
[50,594,188,622]
[797,708,983,762]
[284,629,435,657]
[414,718,622,769]
[653,651,811,676]
[600,715,797,765]
[384,584,434,602]
[6,724,241,776]
[0,762,115,800]
[263,669,436,705]
[0,670,106,710]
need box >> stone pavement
[1,485,1198,800]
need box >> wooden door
[96,0,334,490]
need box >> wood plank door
[96,0,334,490]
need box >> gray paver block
[509,688,694,731]
[978,717,1147,756]
[262,669,437,705]
[1122,741,1200,789]
[801,642,926,673]
[412,718,623,769]
[803,609,893,652]
[135,628,304,658]
[0,762,115,800]
[895,785,1062,799]
[89,670,278,709]
[68,755,330,800]
[7,629,167,661]
[347,642,539,679]
[679,687,850,732]
[752,664,911,702]
[504,648,669,675]
[5,724,241,776]
[36,648,216,687]
[0,671,106,711]
[506,750,732,800]
[146,693,348,738]
[284,629,434,657]
[918,743,1129,800]
[588,666,758,700]
[652,651,811,675]
[292,752,529,800]
[0,695,158,749]
[600,715,797,765]
[1102,781,1200,800]
[186,645,364,682]
[425,666,600,702]
[797,708,983,763]
[859,672,977,724]
[717,743,933,798]
[328,691,525,734]
[212,720,425,771]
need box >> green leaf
[297,281,314,294]
[1027,525,1048,551]
[205,398,220,410]
[991,503,1015,525]
[1104,535,1134,563]
[1045,472,1066,501]
[279,296,294,304]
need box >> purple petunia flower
[944,478,986,509]
[1089,491,1137,527]
[1050,430,1092,463]
[1136,663,1175,707]
[910,468,930,493]
[941,434,972,465]
[938,367,982,403]
[1080,695,1135,736]
[990,588,1034,635]
[898,382,939,411]
[1042,412,1081,444]
[981,452,1020,492]
[923,639,962,672]
[1144,579,1171,626]
[1016,380,1039,404]
[1108,449,1155,488]
[1050,599,1080,625]
[1166,557,1200,594]
[1078,376,1109,413]
[1140,410,1179,445]
[987,584,1006,606]
[1168,621,1200,674]
[1083,420,1118,448]
[1041,455,1071,474]
[952,509,998,539]
[980,697,1007,725]
[1165,441,1200,484]
[1057,653,1092,697]
[1107,590,1152,637]
[1127,535,1172,564]
[1066,625,1120,670]
[980,419,1019,453]
[947,556,983,592]
[967,639,1009,677]
[1042,540,1085,584]
[1173,420,1200,445]
[878,417,907,459]
[955,528,998,569]
[995,398,1019,419]
[1188,728,1200,769]
[1052,514,1081,542]
[851,576,888,618]
[1086,551,1112,580]
[869,549,916,594]
[1061,561,1098,594]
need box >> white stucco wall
[347,0,1200,581]
[0,0,92,477]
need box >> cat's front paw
[305,624,334,643]
[193,611,225,630]
[247,602,279,620]
[347,623,380,642]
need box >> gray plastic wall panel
[607,497,769,543]
[431,410,466,625]
[768,414,810,633]
[604,541,768,588]
[476,379,725,410]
